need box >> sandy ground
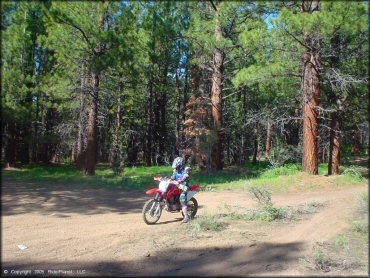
[1,178,368,276]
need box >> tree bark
[158,64,168,165]
[76,71,86,168]
[5,122,17,168]
[41,108,53,164]
[352,129,361,154]
[331,114,343,175]
[301,0,320,175]
[266,120,272,159]
[360,129,365,145]
[83,72,99,176]
[110,84,122,172]
[328,113,335,175]
[83,6,105,175]
[144,79,153,166]
[175,69,182,156]
[210,16,225,171]
[252,122,259,164]
[32,94,40,163]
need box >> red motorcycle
[142,177,199,225]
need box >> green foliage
[3,159,366,193]
[343,166,366,182]
[1,1,368,177]
[352,220,368,235]
[268,139,300,168]
[260,164,301,179]
[335,236,349,247]
[313,247,332,272]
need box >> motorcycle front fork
[155,193,166,210]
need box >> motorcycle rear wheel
[142,199,162,225]
[181,197,198,219]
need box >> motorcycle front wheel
[142,199,162,225]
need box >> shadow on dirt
[1,181,148,216]
[156,217,183,225]
[3,241,304,276]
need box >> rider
[171,157,190,223]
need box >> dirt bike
[142,177,199,225]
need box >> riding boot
[182,206,189,223]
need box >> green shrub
[313,249,332,272]
[260,163,301,179]
[335,235,349,247]
[245,184,272,206]
[268,139,300,168]
[353,220,368,234]
[241,204,285,222]
[296,200,325,214]
[357,192,369,214]
[343,166,366,181]
[199,185,216,192]
[188,214,226,236]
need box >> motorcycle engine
[169,202,179,211]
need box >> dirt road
[1,179,368,276]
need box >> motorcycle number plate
[158,181,169,192]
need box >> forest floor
[1,176,368,277]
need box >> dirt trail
[1,179,368,276]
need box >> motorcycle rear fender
[146,188,162,195]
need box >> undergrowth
[219,185,325,222]
[2,158,367,191]
[187,214,226,237]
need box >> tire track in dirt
[1,180,367,276]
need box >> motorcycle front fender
[146,188,162,195]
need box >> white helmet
[172,157,183,169]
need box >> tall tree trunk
[328,101,344,176]
[266,120,272,159]
[76,70,86,167]
[41,107,53,164]
[145,79,153,166]
[158,64,168,165]
[331,113,343,175]
[5,122,17,168]
[187,65,201,166]
[328,113,336,175]
[360,129,365,145]
[153,88,161,164]
[175,69,182,156]
[242,86,248,162]
[83,72,99,176]
[352,129,361,154]
[210,16,224,170]
[110,86,122,172]
[301,0,320,175]
[83,6,105,175]
[159,92,167,164]
[32,94,39,162]
[252,122,259,164]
